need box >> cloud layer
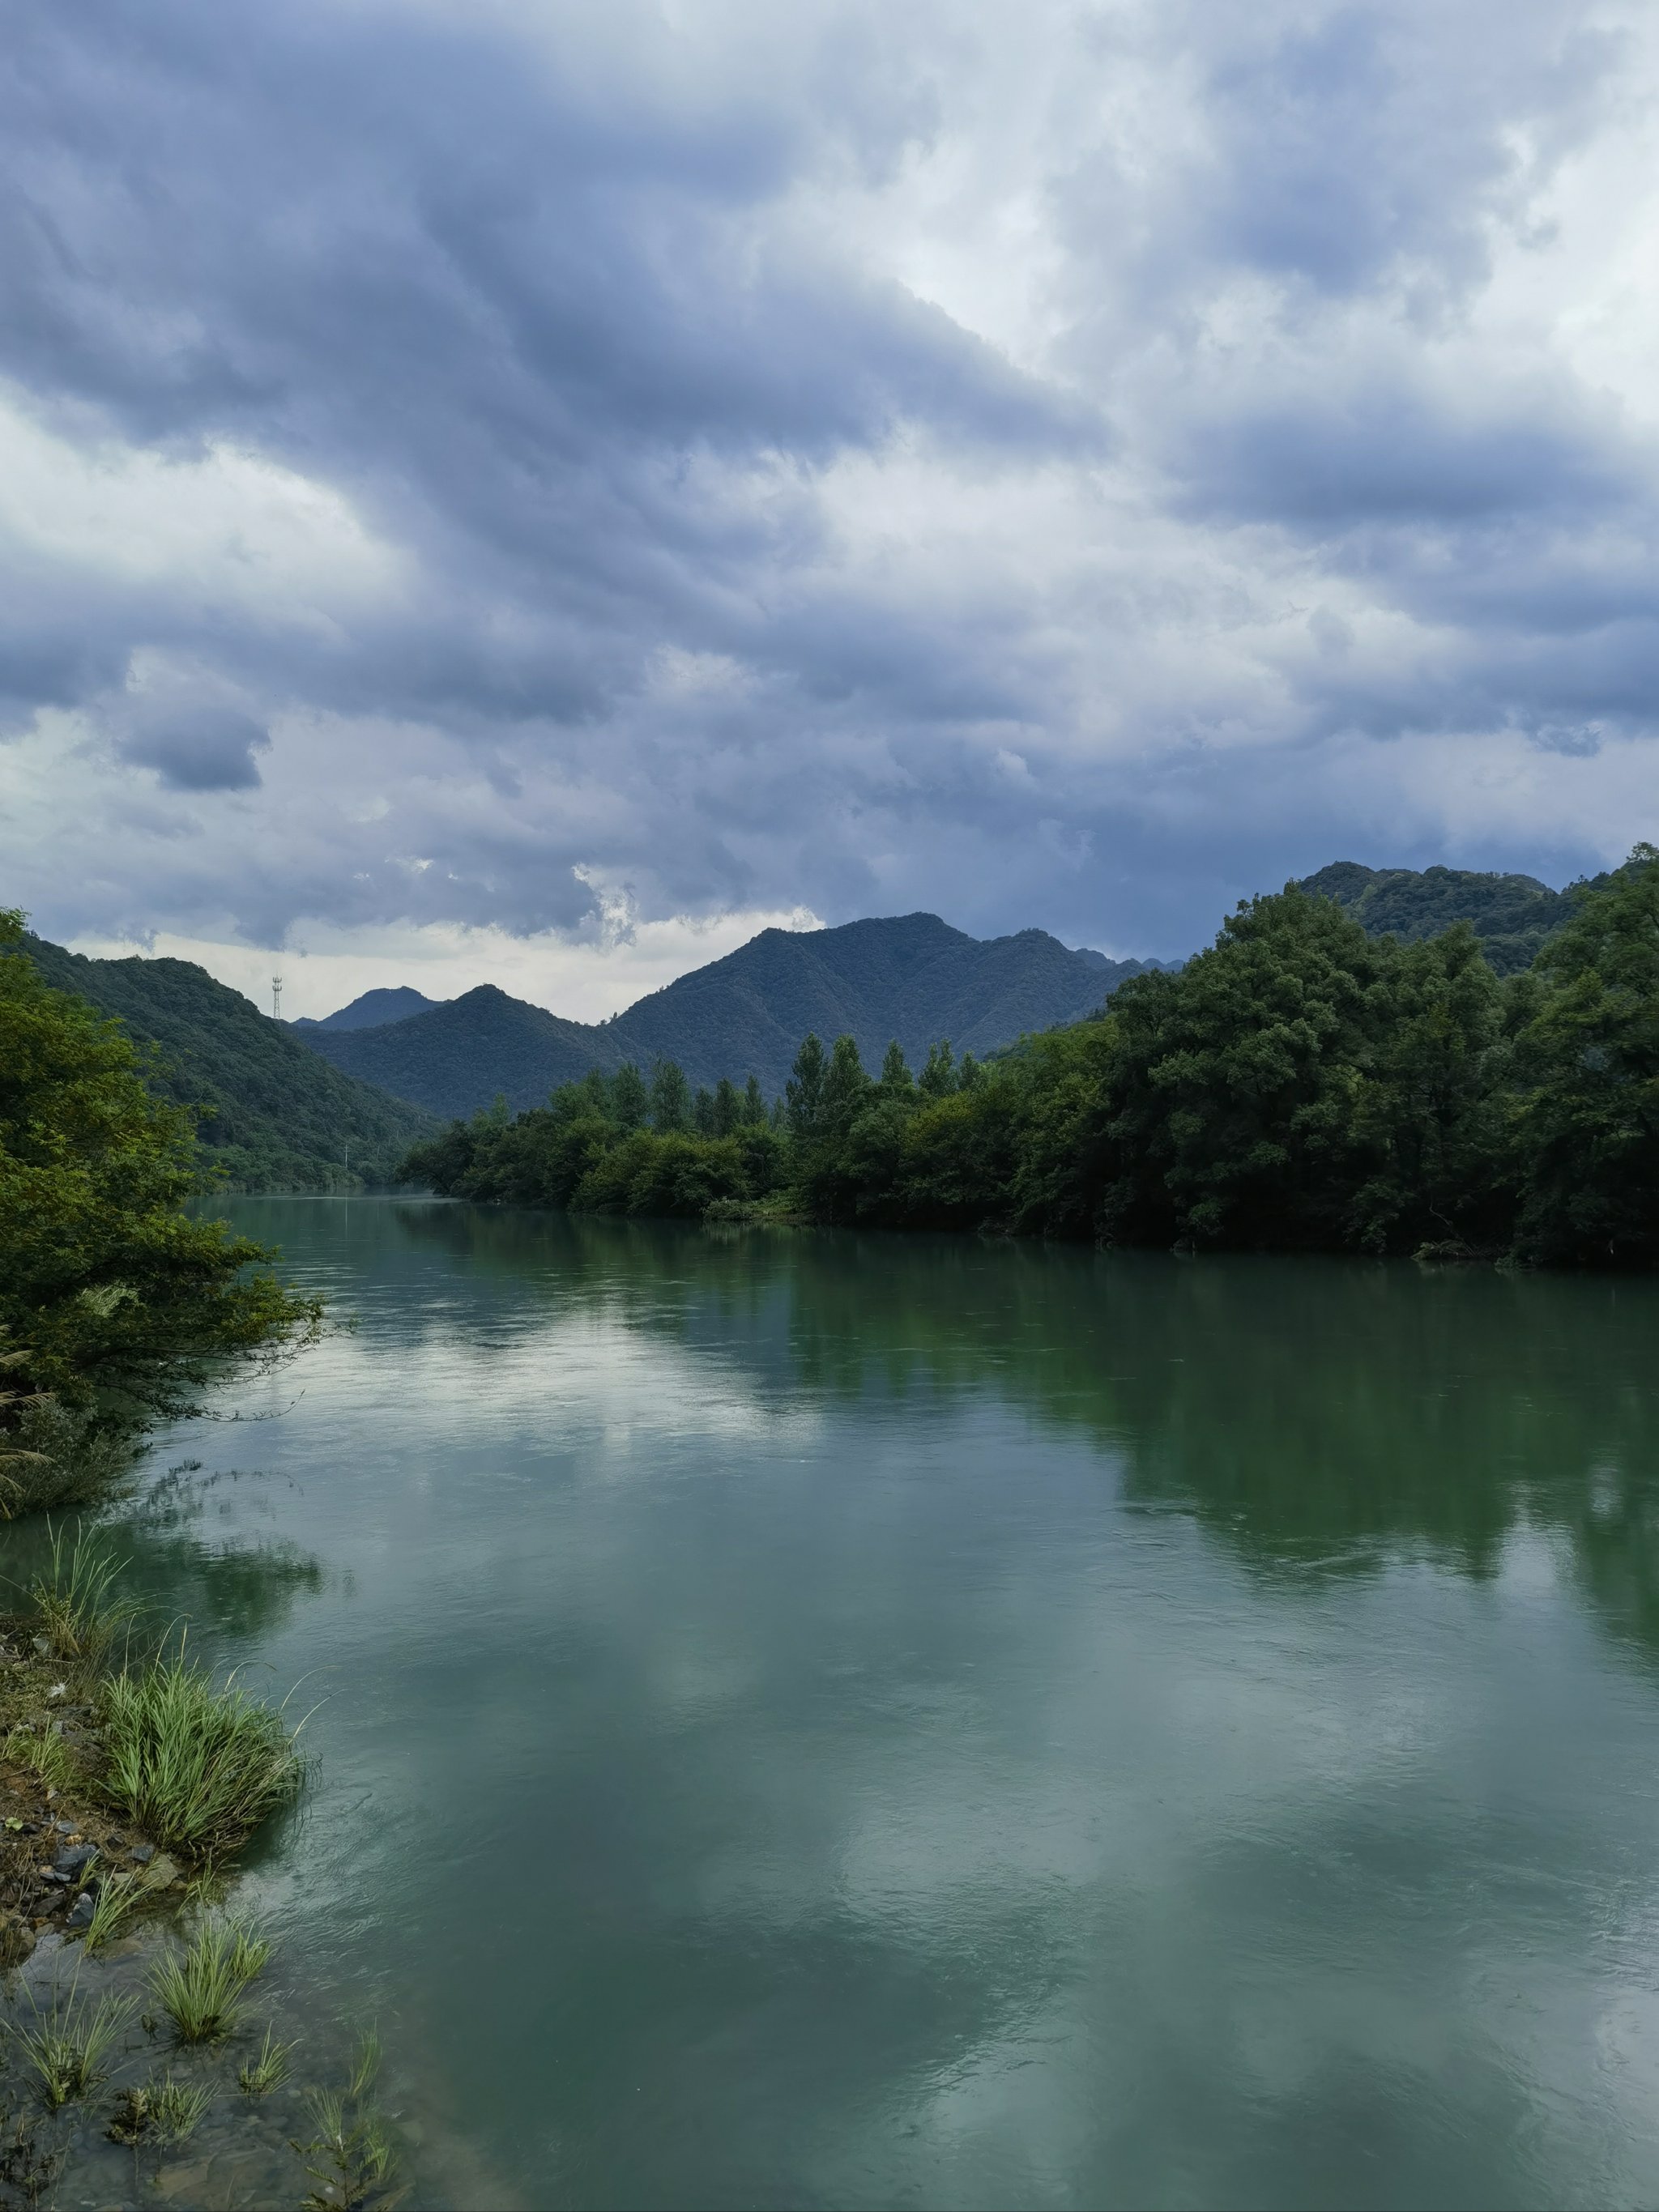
[2,0,1657,978]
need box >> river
[20,1198,1659,2209]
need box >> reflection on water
[9,1199,1658,2211]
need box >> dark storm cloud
[0,0,1655,962]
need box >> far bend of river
[19,1198,1659,2210]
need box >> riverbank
[0,1533,407,2211]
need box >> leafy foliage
[0,911,322,1415]
[1507,846,1659,1264]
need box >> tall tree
[878,1041,913,1095]
[611,1062,648,1132]
[919,1041,957,1098]
[821,1035,873,1139]
[649,1058,692,1134]
[742,1074,766,1126]
[786,1034,827,1140]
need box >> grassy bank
[0,1527,404,2210]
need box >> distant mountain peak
[294,984,446,1033]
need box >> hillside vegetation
[407,850,1659,1270]
[301,912,1157,1117]
[1298,861,1587,974]
[20,935,435,1190]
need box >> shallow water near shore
[12,1198,1659,2210]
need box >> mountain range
[296,914,1163,1119]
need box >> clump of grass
[28,1520,140,1672]
[292,2030,403,2210]
[238,2026,292,2097]
[109,2073,210,2146]
[295,2086,404,2212]
[150,1917,272,2044]
[2,1727,79,1793]
[80,1869,143,1954]
[100,1643,305,1856]
[8,1983,134,2108]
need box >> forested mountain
[301,985,622,1120]
[1299,862,1584,974]
[292,985,444,1031]
[18,935,435,1190]
[300,913,1158,1118]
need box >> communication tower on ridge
[271,974,284,1021]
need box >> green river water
[11,1197,1659,2210]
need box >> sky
[3,0,1657,1018]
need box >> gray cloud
[0,0,1655,966]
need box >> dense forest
[404,849,1659,1268]
[20,934,434,1189]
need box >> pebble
[64,1892,94,1931]
[53,1844,96,1876]
[128,1843,155,1864]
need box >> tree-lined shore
[403,847,1659,1269]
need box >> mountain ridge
[16,935,436,1188]
[297,911,1161,1119]
[1296,860,1593,974]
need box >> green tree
[713,1076,742,1136]
[742,1074,767,1127]
[611,1062,649,1132]
[693,1086,717,1136]
[786,1034,827,1140]
[919,1041,957,1098]
[820,1036,872,1139]
[878,1041,913,1095]
[650,1058,693,1134]
[1510,846,1659,1264]
[0,911,320,1420]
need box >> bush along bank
[403,846,1659,1268]
[0,1526,405,2211]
